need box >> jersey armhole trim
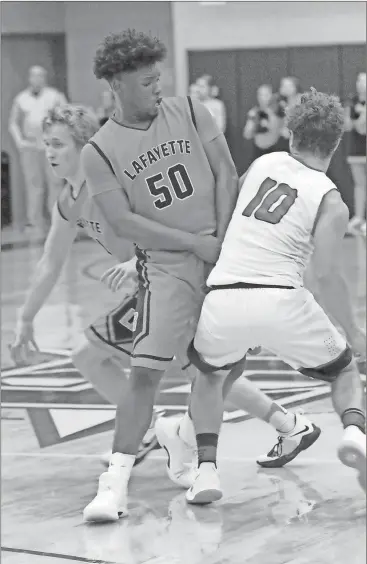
[187,96,197,130]
[311,188,338,237]
[56,198,69,222]
[88,140,116,176]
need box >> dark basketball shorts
[86,250,208,372]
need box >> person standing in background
[9,66,67,233]
[273,76,300,152]
[345,72,366,236]
[96,90,116,127]
[196,74,226,134]
[243,84,280,160]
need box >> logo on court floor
[1,349,353,449]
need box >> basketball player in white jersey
[181,89,366,503]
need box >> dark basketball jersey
[57,181,134,262]
[87,97,217,237]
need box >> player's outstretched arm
[10,205,78,364]
[192,99,239,242]
[82,143,220,264]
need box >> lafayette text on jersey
[57,181,134,262]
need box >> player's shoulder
[14,89,30,104]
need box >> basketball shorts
[85,290,137,363]
[194,286,349,375]
[86,251,208,372]
[131,249,208,371]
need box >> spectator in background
[196,74,226,133]
[243,84,280,160]
[96,90,116,127]
[345,72,366,236]
[9,66,67,232]
[189,82,200,101]
[273,76,300,151]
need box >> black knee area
[187,340,239,374]
[299,346,353,383]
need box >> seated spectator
[196,74,226,133]
[345,72,366,236]
[243,84,280,159]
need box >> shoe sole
[257,425,321,468]
[134,435,161,466]
[186,488,223,505]
[156,419,193,488]
[337,441,366,492]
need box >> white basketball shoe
[338,425,366,492]
[83,470,129,523]
[256,413,321,468]
[155,416,196,488]
[186,463,223,505]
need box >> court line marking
[1,546,115,564]
[1,452,340,464]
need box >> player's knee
[130,366,164,389]
[71,338,107,371]
[187,339,239,374]
[299,346,354,383]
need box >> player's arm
[310,189,358,340]
[81,143,220,262]
[10,206,78,364]
[193,99,239,241]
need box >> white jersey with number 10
[208,152,338,288]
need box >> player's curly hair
[42,104,99,146]
[285,89,345,158]
[93,29,167,81]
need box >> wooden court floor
[1,234,366,564]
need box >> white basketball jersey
[208,152,337,288]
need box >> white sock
[109,452,135,476]
[178,412,196,447]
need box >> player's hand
[192,235,221,264]
[100,259,138,292]
[10,319,39,366]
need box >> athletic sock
[196,433,218,467]
[265,402,296,434]
[341,408,366,434]
[109,452,136,475]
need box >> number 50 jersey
[88,96,216,237]
[208,151,338,289]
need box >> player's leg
[72,337,129,404]
[83,269,197,521]
[184,288,254,504]
[72,293,159,467]
[264,287,365,489]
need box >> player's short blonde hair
[43,104,99,146]
[285,89,345,158]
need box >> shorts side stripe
[88,325,132,356]
[132,353,174,362]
